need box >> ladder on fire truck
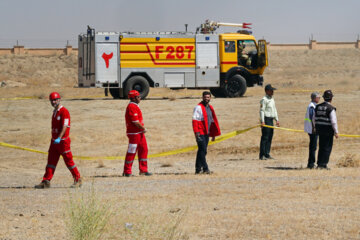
[80,26,95,82]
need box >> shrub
[65,186,112,240]
[336,153,360,168]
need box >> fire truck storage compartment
[164,73,185,88]
[195,35,219,88]
[95,34,120,87]
[164,71,195,88]
[78,34,96,87]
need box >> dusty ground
[0,49,360,239]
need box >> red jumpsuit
[123,102,148,174]
[43,106,81,181]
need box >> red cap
[49,92,61,100]
[128,90,140,99]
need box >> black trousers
[259,117,274,158]
[307,133,318,168]
[196,135,209,172]
[317,134,334,167]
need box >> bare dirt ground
[0,49,360,239]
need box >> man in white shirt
[259,84,280,160]
[304,92,321,169]
[314,90,339,169]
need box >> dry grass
[160,162,174,168]
[96,160,105,168]
[66,186,113,240]
[0,54,78,88]
[66,186,188,240]
[106,203,188,240]
[0,49,360,240]
[267,49,360,91]
[336,153,360,168]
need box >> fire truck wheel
[109,88,121,99]
[224,75,247,97]
[210,87,226,98]
[124,75,150,99]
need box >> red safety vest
[192,102,221,137]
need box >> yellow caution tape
[0,95,108,101]
[149,125,260,158]
[0,142,48,154]
[0,141,123,160]
[0,142,122,160]
[263,125,360,138]
[1,124,358,161]
[263,124,305,133]
[338,134,360,138]
[209,125,260,145]
[0,125,259,160]
[0,96,39,101]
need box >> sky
[0,0,359,48]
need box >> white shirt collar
[129,102,138,106]
[53,105,63,115]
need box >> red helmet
[128,90,140,99]
[49,92,61,100]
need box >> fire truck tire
[210,87,226,98]
[124,76,150,99]
[109,88,121,99]
[224,75,247,97]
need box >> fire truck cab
[78,21,267,99]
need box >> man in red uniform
[123,90,152,177]
[35,92,82,188]
[192,91,221,174]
